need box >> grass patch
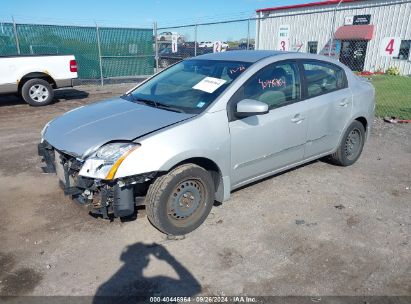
[369,75,411,119]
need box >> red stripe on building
[256,0,364,13]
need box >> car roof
[193,50,291,63]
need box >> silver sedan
[39,50,375,235]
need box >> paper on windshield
[192,77,227,93]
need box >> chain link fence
[155,24,198,69]
[0,21,154,82]
[0,22,18,55]
[1,0,410,118]
[154,1,410,119]
[254,0,411,119]
[154,19,256,70]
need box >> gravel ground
[0,84,410,298]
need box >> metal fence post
[328,0,343,57]
[194,24,198,56]
[247,18,251,50]
[328,12,336,57]
[255,13,261,50]
[12,16,20,55]
[95,23,104,86]
[154,21,159,73]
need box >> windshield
[126,59,251,114]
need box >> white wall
[256,0,411,75]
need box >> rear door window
[302,61,347,98]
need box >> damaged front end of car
[38,141,156,219]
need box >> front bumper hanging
[38,141,56,173]
[38,141,156,218]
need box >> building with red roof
[255,0,411,74]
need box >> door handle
[339,99,351,107]
[291,114,305,123]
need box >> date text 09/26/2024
[149,296,257,302]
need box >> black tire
[329,120,365,166]
[145,164,215,235]
[21,78,54,106]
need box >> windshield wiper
[133,97,158,108]
[155,102,185,113]
[129,95,185,113]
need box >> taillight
[70,60,77,72]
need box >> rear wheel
[329,120,365,166]
[145,164,215,235]
[21,78,54,106]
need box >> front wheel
[329,120,365,166]
[21,78,54,106]
[145,164,215,235]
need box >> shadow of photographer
[93,242,201,303]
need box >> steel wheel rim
[29,84,49,102]
[344,128,362,160]
[160,59,168,67]
[167,178,206,227]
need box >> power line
[158,10,256,27]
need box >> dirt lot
[0,84,410,298]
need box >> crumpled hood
[43,97,195,158]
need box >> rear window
[302,61,347,98]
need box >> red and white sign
[171,34,178,53]
[277,38,290,51]
[213,41,222,53]
[344,15,354,25]
[291,41,304,52]
[380,37,401,57]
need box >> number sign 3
[277,38,289,51]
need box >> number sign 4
[380,37,401,57]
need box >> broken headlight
[79,142,140,180]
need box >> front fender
[117,145,227,177]
[114,110,232,200]
[116,110,230,176]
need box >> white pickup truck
[0,55,78,106]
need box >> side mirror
[235,99,269,118]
